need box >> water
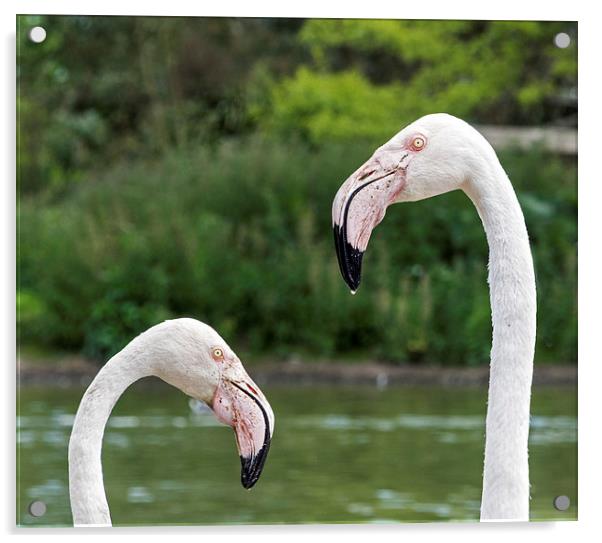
[17,381,577,526]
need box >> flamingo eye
[212,347,224,361]
[411,136,426,151]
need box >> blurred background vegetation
[17,16,577,366]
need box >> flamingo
[332,113,536,521]
[68,318,275,526]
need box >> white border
[3,1,600,542]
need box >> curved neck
[464,158,536,521]
[68,351,149,526]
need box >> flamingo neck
[464,157,536,521]
[68,350,148,526]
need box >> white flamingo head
[143,319,275,489]
[332,113,489,291]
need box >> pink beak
[332,149,407,292]
[212,378,274,489]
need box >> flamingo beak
[212,378,274,489]
[332,152,407,292]
[333,221,364,293]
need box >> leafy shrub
[17,138,577,365]
[257,20,577,144]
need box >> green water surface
[17,382,577,526]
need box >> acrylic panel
[16,14,577,527]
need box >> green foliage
[18,139,576,364]
[17,15,305,195]
[17,290,47,344]
[18,17,576,194]
[259,68,404,145]
[258,20,577,144]
[17,16,577,365]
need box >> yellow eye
[212,347,224,360]
[412,136,425,150]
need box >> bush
[17,138,576,365]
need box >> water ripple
[292,413,576,444]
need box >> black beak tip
[240,440,271,490]
[333,224,364,293]
[344,253,362,292]
[240,463,257,489]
